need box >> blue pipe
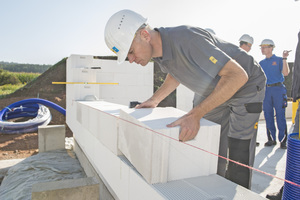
[0,98,66,134]
[282,133,300,199]
[4,103,40,120]
[0,98,65,120]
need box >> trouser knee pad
[226,137,251,189]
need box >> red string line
[94,107,300,188]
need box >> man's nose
[128,54,135,63]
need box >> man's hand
[135,98,158,108]
[167,113,200,142]
[136,73,180,109]
[282,50,291,58]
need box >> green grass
[0,70,40,98]
[0,83,25,98]
[14,72,39,84]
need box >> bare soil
[0,58,72,160]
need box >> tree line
[0,61,51,73]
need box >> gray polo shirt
[153,26,266,98]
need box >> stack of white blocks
[66,54,154,156]
[66,55,221,199]
[66,54,153,106]
[119,107,220,184]
[72,100,221,199]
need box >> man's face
[241,43,252,52]
[261,45,273,55]
[127,30,153,66]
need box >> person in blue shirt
[265,31,300,200]
[259,39,290,149]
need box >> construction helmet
[260,39,275,47]
[104,10,147,64]
[239,34,254,44]
[205,28,216,35]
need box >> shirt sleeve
[187,36,231,78]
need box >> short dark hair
[239,41,248,46]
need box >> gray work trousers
[193,86,265,187]
[293,102,300,133]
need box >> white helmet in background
[205,28,216,35]
[239,34,254,44]
[260,39,275,47]
[104,10,147,64]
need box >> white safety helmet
[239,34,254,44]
[260,39,275,47]
[104,10,147,64]
[205,28,216,35]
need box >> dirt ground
[0,58,72,160]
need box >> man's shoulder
[259,58,267,65]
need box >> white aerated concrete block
[66,55,153,110]
[77,101,127,155]
[118,107,220,184]
[67,54,94,69]
[38,125,66,152]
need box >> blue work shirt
[259,54,284,85]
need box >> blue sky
[1,0,299,65]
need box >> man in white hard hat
[239,34,254,53]
[205,28,216,35]
[265,31,299,200]
[259,39,290,149]
[239,34,262,147]
[105,9,266,189]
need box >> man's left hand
[167,114,200,142]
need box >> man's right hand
[135,98,158,108]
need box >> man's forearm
[282,60,290,76]
[150,73,180,104]
[189,59,248,120]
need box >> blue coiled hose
[282,132,300,199]
[0,98,66,134]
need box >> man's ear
[140,29,150,42]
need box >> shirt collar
[154,27,173,62]
[266,54,276,60]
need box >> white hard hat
[260,39,275,47]
[104,10,147,64]
[205,28,216,35]
[239,34,254,44]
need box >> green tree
[0,69,21,86]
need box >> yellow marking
[209,56,218,64]
[52,82,118,85]
[254,122,258,129]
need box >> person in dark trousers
[238,33,261,147]
[266,30,300,200]
[104,9,266,189]
[259,39,290,149]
